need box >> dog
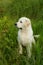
[15,17,40,58]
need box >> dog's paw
[19,50,23,54]
[28,54,31,58]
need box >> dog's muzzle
[15,23,22,30]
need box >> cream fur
[16,17,35,58]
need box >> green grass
[0,0,43,19]
[0,16,43,65]
[0,0,43,65]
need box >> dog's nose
[15,23,17,26]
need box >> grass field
[0,0,43,65]
[0,16,43,65]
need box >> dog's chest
[18,30,32,45]
[20,33,28,41]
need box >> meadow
[0,0,43,65]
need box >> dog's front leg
[26,43,32,58]
[18,42,23,54]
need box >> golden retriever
[15,17,40,58]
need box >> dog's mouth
[19,28,22,30]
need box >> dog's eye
[20,21,22,23]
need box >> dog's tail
[34,35,40,38]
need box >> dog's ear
[25,19,31,27]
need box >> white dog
[15,17,39,58]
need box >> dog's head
[15,17,31,30]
